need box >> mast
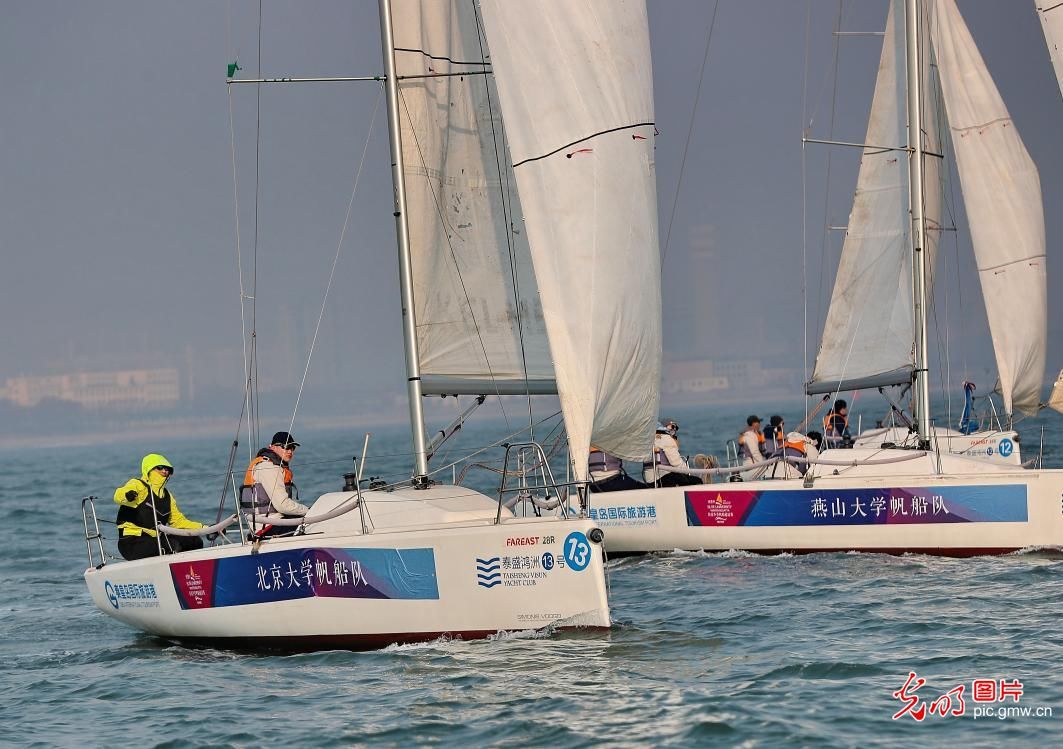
[379,0,430,486]
[904,0,932,450]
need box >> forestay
[478,0,662,478]
[1036,1,1063,99]
[931,0,1047,416]
[809,0,944,396]
[393,0,554,396]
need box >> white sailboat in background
[82,0,666,649]
[1036,0,1063,98]
[814,0,1048,463]
[596,0,1063,557]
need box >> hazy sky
[2,1,1060,402]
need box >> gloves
[125,489,139,501]
[206,532,219,542]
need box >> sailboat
[593,0,1063,557]
[1037,0,1063,98]
[81,0,663,648]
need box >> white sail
[931,0,1047,416]
[810,0,944,394]
[393,1,554,395]
[478,0,662,477]
[1036,1,1063,98]
[1049,369,1063,414]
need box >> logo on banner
[476,557,502,588]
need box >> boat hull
[84,517,609,651]
[591,466,1063,556]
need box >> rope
[159,514,239,537]
[473,4,535,437]
[660,0,719,264]
[250,0,264,449]
[227,84,254,468]
[251,493,361,527]
[286,87,383,437]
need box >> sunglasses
[153,466,172,475]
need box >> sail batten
[930,0,1047,416]
[479,0,662,478]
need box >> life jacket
[116,479,172,537]
[588,449,622,478]
[824,411,849,436]
[783,439,807,455]
[738,428,765,460]
[643,434,681,474]
[762,427,784,457]
[240,448,298,515]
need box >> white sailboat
[82,0,664,649]
[593,0,1063,557]
[1036,0,1063,98]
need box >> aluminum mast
[905,0,933,450]
[378,0,430,486]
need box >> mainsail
[930,0,1047,416]
[478,0,662,478]
[393,0,554,396]
[1036,1,1063,98]
[809,0,944,395]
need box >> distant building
[662,360,729,395]
[1,368,180,410]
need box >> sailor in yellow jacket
[114,453,205,561]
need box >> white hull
[588,450,1063,556]
[85,487,609,650]
[855,425,1022,465]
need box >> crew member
[738,415,766,479]
[824,400,852,448]
[114,454,205,561]
[763,415,785,458]
[776,431,818,478]
[643,420,702,487]
[588,445,648,493]
[241,432,309,533]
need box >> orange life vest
[240,449,296,514]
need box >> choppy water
[3,402,1061,747]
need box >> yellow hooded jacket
[113,453,204,537]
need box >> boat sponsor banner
[587,504,658,527]
[474,531,591,590]
[685,485,1028,527]
[170,547,439,610]
[104,580,160,610]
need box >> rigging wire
[812,1,847,352]
[472,1,536,439]
[286,86,385,438]
[801,0,813,426]
[227,63,254,467]
[250,0,264,450]
[660,0,719,264]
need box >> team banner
[170,547,439,610]
[685,485,1028,527]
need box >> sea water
[2,402,1060,747]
